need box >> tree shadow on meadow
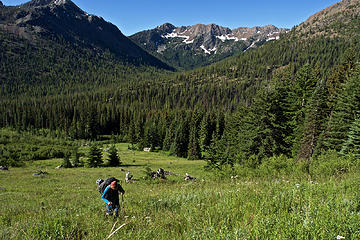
[120,164,145,167]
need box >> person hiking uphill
[101,180,125,217]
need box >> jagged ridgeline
[130,23,288,70]
[1,0,360,163]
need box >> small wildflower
[337,235,345,239]
[295,184,300,188]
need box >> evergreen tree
[287,64,317,157]
[71,148,81,167]
[127,121,137,148]
[86,143,103,167]
[199,112,214,153]
[143,120,159,151]
[85,107,99,140]
[68,113,79,139]
[135,114,145,150]
[239,69,293,163]
[323,67,360,152]
[163,120,177,151]
[327,48,356,110]
[187,110,202,160]
[205,132,225,169]
[214,111,225,141]
[62,152,72,168]
[170,118,190,158]
[107,144,121,167]
[340,115,360,158]
[206,107,247,168]
[297,80,329,160]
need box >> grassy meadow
[1,142,360,239]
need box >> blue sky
[2,0,340,36]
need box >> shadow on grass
[120,164,145,167]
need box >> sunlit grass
[1,143,360,239]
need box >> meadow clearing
[1,143,360,239]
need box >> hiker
[101,180,125,217]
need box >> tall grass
[1,144,360,239]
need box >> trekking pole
[121,194,125,213]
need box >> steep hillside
[130,23,288,70]
[185,0,360,85]
[296,0,360,38]
[0,0,172,74]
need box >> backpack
[97,177,118,194]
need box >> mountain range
[1,0,359,82]
[130,23,288,70]
[0,0,290,72]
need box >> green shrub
[143,166,154,180]
[62,152,72,168]
[71,149,82,167]
[310,150,358,178]
[257,154,296,177]
[0,145,23,167]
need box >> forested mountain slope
[0,0,172,96]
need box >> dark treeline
[1,23,360,165]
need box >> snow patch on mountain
[54,0,67,5]
[163,32,194,44]
[216,34,240,42]
[200,45,210,54]
[266,36,280,41]
[200,45,217,54]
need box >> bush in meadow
[62,152,72,168]
[257,154,296,177]
[309,150,357,178]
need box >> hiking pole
[121,194,125,214]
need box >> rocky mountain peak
[23,0,76,9]
[157,23,175,33]
[24,0,56,7]
[187,24,231,37]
